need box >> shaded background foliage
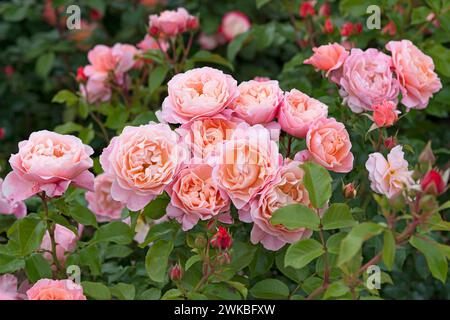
[0,0,449,299]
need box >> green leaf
[3,4,28,22]
[409,236,448,283]
[189,50,234,71]
[338,222,384,266]
[301,162,332,209]
[0,253,24,273]
[161,288,183,300]
[227,31,251,62]
[8,216,46,256]
[226,281,248,299]
[411,7,432,25]
[203,284,242,300]
[143,196,170,220]
[383,231,396,270]
[111,283,136,300]
[25,253,52,282]
[79,245,101,276]
[68,202,98,227]
[104,244,133,259]
[54,122,83,135]
[148,65,169,96]
[250,279,289,299]
[139,288,161,300]
[275,250,310,283]
[326,232,347,254]
[131,111,158,126]
[35,52,55,78]
[92,221,133,245]
[256,0,271,9]
[323,281,350,299]
[105,106,129,130]
[82,281,111,300]
[145,240,173,282]
[425,44,450,78]
[339,0,374,17]
[229,241,257,271]
[322,203,356,230]
[285,239,325,269]
[185,255,202,271]
[270,204,319,230]
[52,90,78,106]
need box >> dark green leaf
[145,240,173,282]
[301,162,332,209]
[271,204,320,230]
[250,279,289,299]
[322,203,356,230]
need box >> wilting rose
[339,48,400,113]
[304,43,348,81]
[85,174,125,222]
[386,40,442,109]
[278,89,328,138]
[158,67,238,124]
[219,11,251,41]
[0,178,26,219]
[239,160,312,251]
[366,146,413,198]
[306,118,354,173]
[2,131,94,202]
[26,279,86,300]
[167,163,231,231]
[0,274,24,300]
[372,100,399,128]
[41,224,78,265]
[212,124,281,209]
[176,112,240,161]
[210,226,232,250]
[100,123,187,211]
[149,7,194,36]
[230,80,283,125]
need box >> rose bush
[0,0,449,301]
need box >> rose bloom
[306,118,354,173]
[100,123,187,211]
[339,48,400,113]
[278,89,328,138]
[372,100,399,128]
[167,163,231,231]
[0,178,26,219]
[304,43,348,79]
[386,40,442,109]
[219,11,251,41]
[2,131,94,202]
[26,279,86,300]
[80,76,112,103]
[41,224,77,265]
[85,174,125,222]
[366,146,413,199]
[137,34,168,53]
[149,7,192,36]
[230,80,283,125]
[0,274,24,300]
[213,124,281,209]
[176,112,240,161]
[239,160,313,251]
[198,32,225,50]
[159,67,238,124]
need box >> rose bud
[319,3,331,17]
[421,170,446,196]
[210,226,232,250]
[324,18,334,34]
[149,26,159,37]
[4,65,14,77]
[300,1,315,18]
[343,183,357,199]
[418,141,436,165]
[0,128,5,140]
[341,22,354,36]
[355,23,363,34]
[89,9,102,21]
[169,263,183,281]
[372,100,399,128]
[187,16,199,30]
[384,136,397,150]
[76,66,87,83]
[216,251,231,265]
[382,21,397,36]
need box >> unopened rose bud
[324,18,334,34]
[384,136,397,150]
[194,235,207,248]
[90,9,102,21]
[355,23,363,34]
[418,141,436,165]
[4,65,14,77]
[421,170,446,196]
[169,263,183,281]
[210,226,232,250]
[343,183,357,199]
[299,1,315,18]
[187,16,199,30]
[341,22,354,37]
[149,26,159,37]
[216,251,231,265]
[319,3,331,17]
[0,128,5,140]
[75,66,87,83]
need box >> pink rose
[0,178,26,219]
[41,224,78,264]
[278,89,328,138]
[239,160,312,251]
[372,100,399,128]
[85,174,125,222]
[149,8,194,37]
[100,123,187,211]
[304,43,348,79]
[198,32,225,50]
[339,48,400,113]
[306,118,354,173]
[80,76,111,103]
[386,40,442,109]
[2,131,94,202]
[137,34,168,53]
[212,124,282,209]
[159,67,238,124]
[230,80,283,125]
[176,112,240,161]
[219,11,251,41]
[366,146,413,198]
[26,279,86,300]
[0,274,24,300]
[167,163,231,231]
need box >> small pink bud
[319,3,331,17]
[384,136,397,150]
[300,1,315,18]
[343,183,357,199]
[418,141,436,165]
[421,170,446,196]
[324,18,334,34]
[169,263,183,281]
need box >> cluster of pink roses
[149,7,198,37]
[304,40,442,112]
